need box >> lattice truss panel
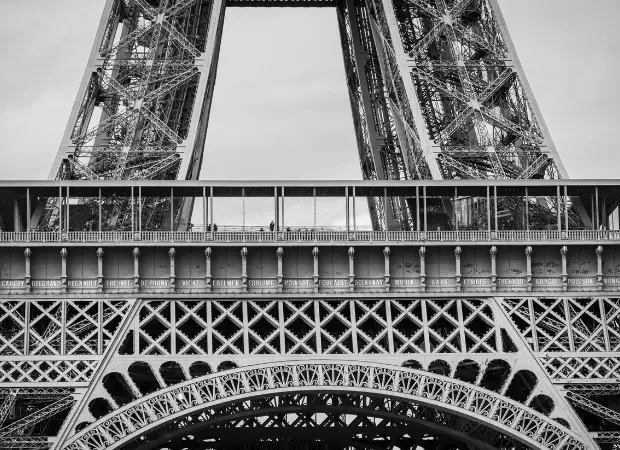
[64,362,587,450]
[381,0,562,180]
[502,297,620,444]
[128,298,515,355]
[44,0,219,231]
[57,0,210,183]
[0,388,77,450]
[502,297,620,378]
[0,299,130,383]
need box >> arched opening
[554,418,570,428]
[189,361,213,378]
[128,361,161,395]
[453,359,480,384]
[159,361,187,386]
[529,394,554,416]
[69,362,583,450]
[479,359,511,392]
[88,398,114,420]
[401,360,423,370]
[218,360,238,371]
[102,372,136,406]
[427,359,450,377]
[505,370,537,403]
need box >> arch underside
[118,392,528,450]
[66,362,585,450]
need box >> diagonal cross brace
[567,392,620,427]
[0,390,18,428]
[0,396,75,437]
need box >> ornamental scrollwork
[63,361,586,450]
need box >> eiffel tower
[0,0,618,449]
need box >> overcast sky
[0,0,618,180]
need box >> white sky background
[0,0,618,180]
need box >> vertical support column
[486,186,491,236]
[24,248,31,294]
[203,186,207,236]
[205,247,212,293]
[170,187,174,232]
[138,186,142,235]
[560,246,568,291]
[454,186,458,232]
[26,187,31,235]
[131,186,135,236]
[278,299,285,353]
[454,246,462,292]
[168,247,176,293]
[493,186,498,233]
[564,186,569,234]
[385,300,394,353]
[96,247,104,293]
[314,299,322,354]
[349,298,358,353]
[525,246,533,292]
[346,187,350,232]
[383,247,390,292]
[384,187,388,231]
[281,187,285,232]
[132,247,140,293]
[556,185,562,233]
[276,247,284,293]
[98,188,102,239]
[274,187,279,233]
[66,186,70,234]
[595,186,600,230]
[490,246,497,291]
[423,186,428,234]
[210,186,214,239]
[240,247,248,292]
[314,187,318,232]
[419,247,426,292]
[596,245,604,291]
[348,247,355,293]
[60,248,68,294]
[415,186,421,233]
[58,186,63,239]
[352,187,357,235]
[525,187,530,233]
[242,187,245,230]
[312,247,319,294]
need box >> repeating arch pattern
[64,361,586,450]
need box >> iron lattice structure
[1,180,620,449]
[5,0,616,448]
[44,0,566,232]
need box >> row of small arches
[402,358,568,427]
[81,359,567,431]
[83,360,237,428]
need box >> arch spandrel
[63,361,586,450]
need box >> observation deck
[0,179,618,297]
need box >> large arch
[63,361,586,450]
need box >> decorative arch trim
[63,361,586,450]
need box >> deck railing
[0,229,618,244]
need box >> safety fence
[1,229,619,244]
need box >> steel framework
[43,0,567,232]
[8,0,616,448]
